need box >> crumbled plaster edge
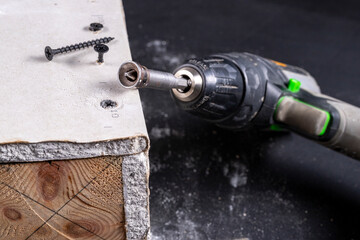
[122,151,151,240]
[0,135,148,163]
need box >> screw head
[44,46,54,61]
[89,22,103,32]
[94,44,109,53]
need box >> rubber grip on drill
[275,95,360,160]
[322,100,360,159]
[275,97,330,136]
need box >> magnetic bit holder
[44,37,114,61]
[118,61,190,91]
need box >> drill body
[172,53,313,129]
[118,52,360,160]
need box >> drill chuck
[118,61,190,91]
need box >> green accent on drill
[287,78,301,93]
[270,124,283,131]
[318,108,331,136]
[273,96,331,136]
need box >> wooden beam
[0,156,126,239]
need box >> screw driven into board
[94,44,109,64]
[44,37,114,61]
[89,22,103,32]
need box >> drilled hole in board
[100,99,118,109]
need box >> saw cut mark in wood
[0,156,126,240]
[0,184,54,239]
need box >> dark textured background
[123,0,360,239]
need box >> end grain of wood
[0,157,126,240]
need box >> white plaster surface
[0,137,148,163]
[0,0,147,146]
[123,153,151,240]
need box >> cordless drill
[118,53,360,160]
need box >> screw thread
[55,37,114,54]
[98,53,104,63]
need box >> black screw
[89,22,103,32]
[44,37,114,61]
[94,44,109,64]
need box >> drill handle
[274,91,360,160]
[323,99,360,158]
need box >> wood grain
[0,156,126,240]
